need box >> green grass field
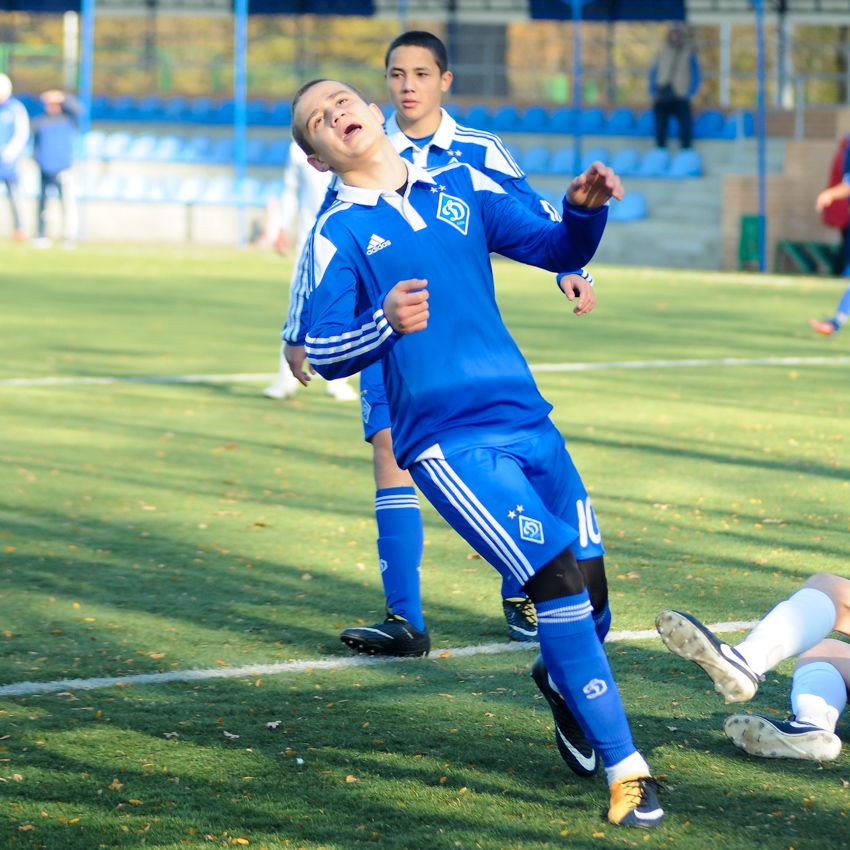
[1,243,848,850]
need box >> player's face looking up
[295,80,385,171]
[385,44,453,136]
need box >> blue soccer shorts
[408,419,605,589]
[359,360,392,442]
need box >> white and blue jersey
[304,160,606,470]
[283,108,591,347]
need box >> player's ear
[368,101,385,123]
[441,70,454,94]
[307,154,331,174]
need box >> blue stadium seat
[121,174,152,201]
[208,136,235,164]
[108,96,138,121]
[637,147,670,177]
[634,109,655,136]
[262,138,290,167]
[694,109,725,139]
[606,108,636,136]
[267,101,292,127]
[212,100,235,125]
[136,96,167,122]
[549,107,578,134]
[519,105,550,133]
[668,148,703,178]
[202,176,235,204]
[492,105,521,132]
[180,135,214,163]
[723,109,755,139]
[579,108,606,135]
[610,146,640,176]
[464,104,492,131]
[125,133,158,161]
[549,146,578,175]
[235,177,265,206]
[521,145,550,174]
[176,177,204,204]
[246,99,269,125]
[162,97,189,122]
[101,132,133,160]
[261,178,284,202]
[581,146,609,170]
[444,103,464,121]
[152,134,182,162]
[90,174,126,200]
[145,180,171,202]
[608,192,647,222]
[186,97,216,123]
[82,130,107,160]
[246,137,268,165]
[90,95,111,121]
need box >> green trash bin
[738,214,761,271]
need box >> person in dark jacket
[649,23,700,150]
[32,89,80,247]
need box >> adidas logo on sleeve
[366,233,392,255]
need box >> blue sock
[501,573,527,600]
[834,283,850,327]
[375,487,425,631]
[536,592,637,767]
[593,604,612,643]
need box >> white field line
[0,620,757,698]
[0,356,848,389]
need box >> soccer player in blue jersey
[290,77,663,829]
[284,31,600,654]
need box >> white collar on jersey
[335,161,436,206]
[384,107,458,155]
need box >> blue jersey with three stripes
[282,108,592,346]
[303,159,607,470]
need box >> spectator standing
[649,23,700,151]
[32,89,80,248]
[810,136,850,336]
[0,73,30,241]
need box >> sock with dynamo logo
[375,487,425,631]
[536,591,639,768]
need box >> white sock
[791,661,847,733]
[605,751,651,786]
[735,588,836,676]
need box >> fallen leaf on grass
[223,731,240,740]
[345,775,358,783]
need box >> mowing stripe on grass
[0,620,756,697]
[1,356,848,389]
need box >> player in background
[263,139,358,402]
[283,31,601,654]
[293,77,663,829]
[656,573,849,761]
[0,73,29,242]
[811,176,850,337]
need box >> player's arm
[816,178,850,212]
[471,164,613,272]
[481,141,596,304]
[304,230,400,380]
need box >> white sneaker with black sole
[655,609,762,703]
[724,714,842,762]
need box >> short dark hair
[290,78,368,156]
[384,30,449,75]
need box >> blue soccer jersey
[304,160,606,469]
[282,108,590,346]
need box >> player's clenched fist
[383,278,429,335]
[567,162,624,209]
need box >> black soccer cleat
[339,612,430,657]
[531,654,598,776]
[502,596,538,642]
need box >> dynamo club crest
[436,192,470,236]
